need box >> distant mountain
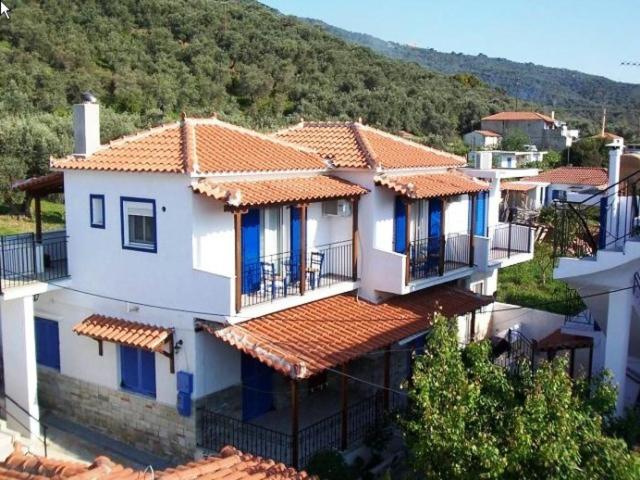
[306,19,640,137]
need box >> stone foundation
[38,367,195,461]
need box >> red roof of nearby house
[192,175,368,208]
[51,118,325,175]
[275,122,465,169]
[207,286,492,379]
[536,329,593,352]
[0,443,313,480]
[593,131,623,141]
[375,172,489,199]
[500,182,537,192]
[482,111,555,123]
[72,315,173,352]
[473,130,502,138]
[527,166,608,186]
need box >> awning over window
[191,175,368,209]
[202,285,492,379]
[536,329,593,352]
[73,314,173,353]
[12,172,64,196]
[375,172,489,200]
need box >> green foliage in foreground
[496,242,583,315]
[404,318,640,479]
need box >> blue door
[290,207,301,283]
[473,192,487,236]
[241,209,261,294]
[598,197,608,249]
[241,354,273,421]
[427,199,442,270]
[394,197,407,253]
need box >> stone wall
[38,367,196,461]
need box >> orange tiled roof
[536,329,593,352]
[0,443,312,480]
[51,118,325,175]
[482,111,556,123]
[72,315,173,352]
[527,166,608,186]
[473,130,502,137]
[192,175,368,208]
[275,122,465,169]
[500,182,537,192]
[12,172,64,196]
[375,172,489,199]
[207,286,492,379]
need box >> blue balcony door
[241,354,273,421]
[598,197,608,249]
[241,208,261,294]
[427,199,443,270]
[290,207,301,283]
[394,197,407,253]
[473,192,488,236]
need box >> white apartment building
[0,101,535,467]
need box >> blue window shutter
[241,208,261,294]
[120,346,139,391]
[599,197,608,250]
[35,318,60,370]
[427,198,443,265]
[474,192,487,236]
[551,190,559,200]
[394,197,407,253]
[139,350,156,397]
[290,207,301,283]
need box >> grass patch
[0,201,65,236]
[496,242,583,315]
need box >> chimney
[607,142,622,188]
[73,92,100,157]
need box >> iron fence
[489,223,533,260]
[407,232,470,282]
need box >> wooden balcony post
[341,363,348,450]
[383,345,391,411]
[299,204,308,296]
[234,211,243,314]
[404,199,412,286]
[569,348,576,379]
[438,198,447,276]
[34,196,43,244]
[470,310,477,343]
[468,194,476,267]
[291,378,299,468]
[587,343,594,382]
[507,220,513,258]
[351,198,359,282]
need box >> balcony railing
[198,390,406,468]
[407,232,471,283]
[489,223,533,261]
[0,231,69,293]
[241,240,353,309]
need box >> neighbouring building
[463,130,502,149]
[0,101,536,468]
[468,149,546,170]
[481,111,579,151]
[526,166,609,205]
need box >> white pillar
[606,144,622,248]
[0,296,40,437]
[603,288,632,415]
[488,178,501,228]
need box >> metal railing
[407,232,470,282]
[489,222,533,260]
[553,169,640,260]
[241,240,353,308]
[0,231,69,294]
[0,394,49,457]
[493,329,536,376]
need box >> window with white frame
[121,198,157,252]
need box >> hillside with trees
[307,19,640,139]
[0,0,526,207]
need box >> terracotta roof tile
[72,315,173,352]
[473,130,502,137]
[52,119,325,175]
[527,166,608,186]
[482,111,556,123]
[375,172,489,199]
[192,175,368,208]
[206,286,492,379]
[275,122,465,169]
[1,444,312,480]
[500,182,537,192]
[536,329,593,352]
[12,172,64,196]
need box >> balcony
[488,222,534,267]
[407,232,471,283]
[0,231,69,294]
[239,240,356,312]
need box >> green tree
[404,317,640,479]
[566,137,608,167]
[501,128,529,151]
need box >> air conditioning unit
[323,199,352,217]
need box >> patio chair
[306,251,325,289]
[261,262,288,300]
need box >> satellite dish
[81,91,98,104]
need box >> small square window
[90,194,105,228]
[120,198,157,252]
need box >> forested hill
[306,19,640,137]
[0,0,524,204]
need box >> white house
[463,130,502,149]
[526,166,609,205]
[0,103,536,467]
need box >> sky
[260,0,640,84]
